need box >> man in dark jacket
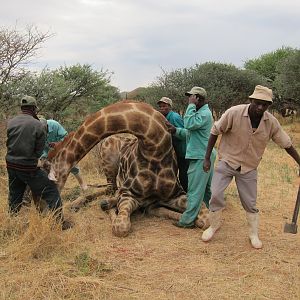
[6,95,71,229]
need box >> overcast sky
[1,0,300,91]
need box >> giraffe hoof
[100,200,110,211]
[112,229,130,238]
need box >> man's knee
[242,202,258,213]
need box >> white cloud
[1,0,300,91]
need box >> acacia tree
[274,50,300,110]
[139,62,266,117]
[0,25,53,115]
[244,47,299,113]
[244,47,297,81]
[4,64,120,129]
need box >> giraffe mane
[48,131,75,160]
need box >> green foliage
[1,64,120,129]
[0,26,298,122]
[0,25,53,118]
[274,50,300,107]
[244,47,299,112]
[189,63,268,117]
[138,62,267,117]
[0,25,52,86]
[244,46,297,81]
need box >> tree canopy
[244,47,299,112]
[274,50,300,110]
[2,64,120,128]
[0,25,120,128]
[138,62,267,117]
[0,24,299,122]
[244,47,297,81]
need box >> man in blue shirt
[157,97,188,192]
[167,87,216,228]
[40,118,88,191]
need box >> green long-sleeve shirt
[166,110,186,158]
[41,119,68,158]
[175,103,214,159]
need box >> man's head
[20,95,37,107]
[157,97,173,116]
[20,95,38,114]
[248,85,273,117]
[185,86,207,109]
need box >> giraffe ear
[48,168,57,182]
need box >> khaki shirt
[211,104,292,173]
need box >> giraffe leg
[105,176,117,195]
[106,208,117,223]
[161,193,187,212]
[167,194,209,229]
[112,193,140,237]
[147,206,183,221]
[68,190,107,212]
[100,196,118,211]
[195,205,209,229]
[148,205,209,229]
[149,194,209,229]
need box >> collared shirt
[41,119,68,158]
[175,103,215,159]
[166,110,186,157]
[211,104,292,173]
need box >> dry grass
[0,119,300,300]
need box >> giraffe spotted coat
[47,101,209,237]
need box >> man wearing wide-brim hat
[201,85,300,249]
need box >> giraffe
[47,100,209,237]
[93,134,137,194]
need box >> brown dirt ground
[0,119,299,300]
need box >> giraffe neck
[50,101,172,189]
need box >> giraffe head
[47,132,77,190]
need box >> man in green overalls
[167,87,216,228]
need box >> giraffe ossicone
[47,101,209,237]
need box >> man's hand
[188,94,198,105]
[37,159,44,168]
[203,158,211,173]
[165,121,176,135]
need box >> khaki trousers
[209,160,258,213]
